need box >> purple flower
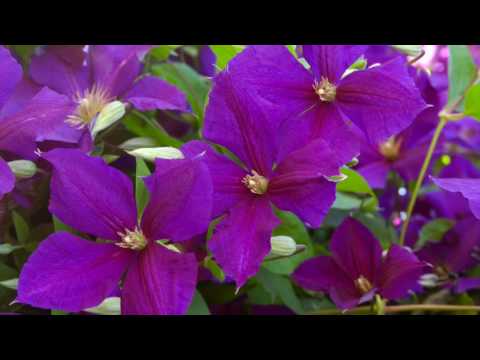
[432,177,480,220]
[221,45,427,163]
[30,45,189,138]
[199,46,216,77]
[357,68,441,188]
[183,70,343,288]
[0,46,81,198]
[293,218,426,310]
[17,148,212,314]
[416,217,480,293]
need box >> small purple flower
[357,68,441,188]
[17,148,212,314]
[221,45,427,164]
[183,70,343,288]
[30,45,189,138]
[293,218,426,310]
[416,217,480,293]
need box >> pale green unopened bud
[269,235,297,257]
[127,147,184,162]
[84,297,120,315]
[324,173,348,183]
[90,100,126,138]
[119,137,157,151]
[8,160,37,179]
[392,45,423,57]
[346,157,359,167]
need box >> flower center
[354,275,373,294]
[379,136,403,161]
[116,227,147,251]
[242,170,269,195]
[313,77,336,102]
[434,265,453,282]
[66,85,112,128]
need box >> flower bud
[90,100,126,138]
[8,160,37,179]
[127,147,184,162]
[346,157,359,167]
[392,45,423,57]
[84,297,120,315]
[269,235,298,257]
[324,173,348,183]
[119,137,157,151]
[418,273,440,288]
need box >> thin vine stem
[307,304,480,315]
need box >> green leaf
[135,158,151,219]
[416,218,455,250]
[187,290,210,315]
[464,82,480,120]
[256,267,304,314]
[262,211,313,275]
[151,63,210,123]
[12,211,29,244]
[84,297,120,315]
[0,244,22,255]
[448,45,477,110]
[286,45,297,58]
[53,216,75,234]
[336,168,378,211]
[149,45,181,61]
[51,310,69,315]
[353,212,398,248]
[332,192,363,210]
[123,111,183,147]
[210,45,245,71]
[0,263,18,281]
[203,256,225,282]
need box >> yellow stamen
[379,136,403,161]
[313,77,336,102]
[242,170,269,195]
[116,227,147,251]
[66,84,112,128]
[355,275,373,294]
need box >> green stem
[307,304,480,315]
[399,115,447,245]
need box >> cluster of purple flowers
[1,45,479,315]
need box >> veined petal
[292,256,347,292]
[17,232,132,313]
[0,46,22,111]
[301,45,368,83]
[0,156,14,199]
[378,244,426,300]
[0,87,81,160]
[454,277,480,293]
[181,140,250,218]
[141,155,212,242]
[30,46,90,97]
[432,177,480,220]
[123,75,189,112]
[121,243,198,315]
[208,197,280,288]
[43,149,137,240]
[0,77,42,118]
[336,57,427,144]
[89,45,150,97]
[330,218,383,284]
[204,69,278,176]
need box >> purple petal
[121,244,198,315]
[378,245,426,300]
[30,46,90,97]
[302,45,368,83]
[89,45,150,97]
[292,256,347,292]
[268,139,338,227]
[432,177,480,220]
[141,156,212,243]
[454,277,480,293]
[209,197,280,288]
[0,46,22,111]
[0,87,81,160]
[17,232,131,312]
[357,159,390,189]
[123,75,189,112]
[336,58,427,144]
[330,218,383,283]
[204,65,279,176]
[0,77,42,118]
[43,149,137,240]
[181,140,249,218]
[0,157,14,199]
